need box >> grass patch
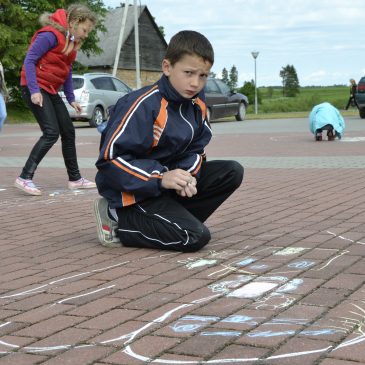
[6,103,36,124]
[257,85,350,113]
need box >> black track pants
[116,160,244,252]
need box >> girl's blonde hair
[39,4,97,54]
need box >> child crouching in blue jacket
[309,102,345,141]
[93,30,244,252]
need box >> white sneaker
[68,177,96,190]
[14,177,42,196]
[93,197,120,247]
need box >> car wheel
[206,107,212,123]
[235,102,246,121]
[359,108,365,119]
[89,106,104,127]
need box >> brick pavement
[1,116,365,364]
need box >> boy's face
[162,54,212,99]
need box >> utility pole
[113,1,129,77]
[134,0,141,88]
[251,51,259,114]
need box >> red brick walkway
[0,118,365,364]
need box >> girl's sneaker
[68,177,96,190]
[14,177,42,196]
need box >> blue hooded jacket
[95,75,212,209]
[309,102,345,137]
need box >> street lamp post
[251,51,259,114]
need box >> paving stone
[300,288,349,307]
[171,330,233,357]
[39,345,114,365]
[14,315,86,338]
[323,273,365,290]
[66,297,127,317]
[79,308,145,330]
[103,335,180,363]
[7,303,69,324]
[319,358,364,365]
[0,353,48,364]
[88,319,150,345]
[26,327,100,355]
[209,343,270,363]
[123,292,180,311]
[327,332,365,363]
[265,337,334,365]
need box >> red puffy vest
[20,25,77,94]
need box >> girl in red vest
[15,4,97,195]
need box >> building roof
[77,5,167,67]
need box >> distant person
[345,78,358,110]
[14,4,97,196]
[93,30,244,251]
[309,102,345,141]
[0,60,8,132]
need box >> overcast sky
[103,0,364,87]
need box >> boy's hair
[165,30,214,66]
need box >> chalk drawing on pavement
[0,245,364,363]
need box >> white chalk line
[0,261,130,300]
[327,230,365,245]
[54,285,116,305]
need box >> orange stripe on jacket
[122,192,136,206]
[111,159,149,181]
[194,97,207,121]
[152,98,168,148]
[104,85,159,161]
[191,155,203,175]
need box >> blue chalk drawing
[221,315,262,325]
[170,322,202,333]
[181,315,219,322]
[201,331,241,337]
[288,261,316,269]
[249,264,269,270]
[236,257,256,266]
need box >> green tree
[279,64,300,97]
[221,67,228,84]
[238,79,261,105]
[0,0,106,105]
[228,65,238,90]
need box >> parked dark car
[355,76,365,118]
[58,73,132,127]
[204,78,249,122]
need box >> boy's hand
[176,182,197,198]
[161,169,197,197]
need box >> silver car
[58,72,132,127]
